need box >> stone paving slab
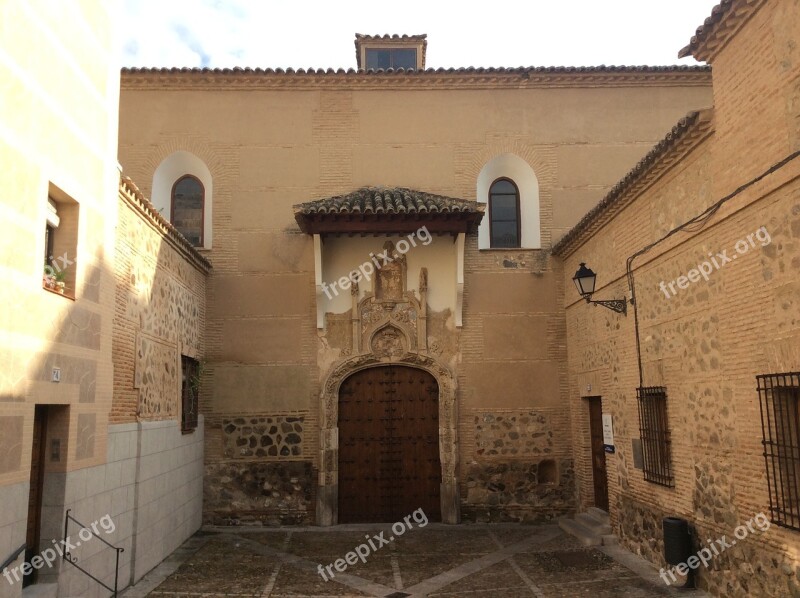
[122,524,710,598]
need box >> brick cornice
[678,0,768,62]
[552,109,715,258]
[118,175,212,273]
[120,65,711,91]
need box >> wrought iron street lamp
[572,262,629,316]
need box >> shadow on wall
[0,180,207,598]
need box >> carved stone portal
[371,325,406,358]
[317,242,460,525]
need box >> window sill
[42,285,76,301]
[478,247,542,252]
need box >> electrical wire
[626,149,800,387]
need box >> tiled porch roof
[293,187,484,235]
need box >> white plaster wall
[152,151,213,248]
[321,233,457,316]
[1,417,204,598]
[477,154,541,249]
[130,418,204,583]
[0,482,29,598]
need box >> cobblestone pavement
[122,524,707,598]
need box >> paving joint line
[486,530,545,598]
[399,526,564,597]
[119,533,215,598]
[227,532,396,597]
[259,531,293,597]
[388,538,404,590]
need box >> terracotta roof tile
[354,34,427,42]
[293,187,484,234]
[295,187,481,215]
[678,0,765,61]
[121,64,709,76]
[119,176,211,271]
[679,0,735,59]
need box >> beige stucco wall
[0,0,120,479]
[118,68,713,523]
[0,0,121,594]
[321,234,457,314]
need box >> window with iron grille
[637,386,674,487]
[757,372,800,531]
[181,356,200,433]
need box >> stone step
[586,507,610,526]
[22,583,58,598]
[601,534,619,546]
[558,517,602,546]
[576,512,612,535]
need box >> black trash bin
[662,516,695,587]
[663,517,692,565]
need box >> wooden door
[338,366,441,523]
[588,397,609,512]
[24,405,48,587]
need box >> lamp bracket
[585,297,628,316]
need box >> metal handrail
[0,544,26,572]
[62,509,124,596]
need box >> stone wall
[473,411,554,457]
[204,461,313,526]
[222,416,304,458]
[112,179,209,423]
[462,458,575,523]
[617,497,800,598]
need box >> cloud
[121,0,250,67]
[171,22,211,67]
[119,0,720,69]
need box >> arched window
[171,175,204,246]
[488,178,520,248]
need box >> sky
[120,0,720,70]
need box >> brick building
[117,33,711,528]
[553,0,800,595]
[2,0,797,597]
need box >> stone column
[439,424,461,524]
[316,426,338,526]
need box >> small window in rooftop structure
[365,48,417,70]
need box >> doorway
[24,405,48,587]
[338,366,441,523]
[587,397,609,512]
